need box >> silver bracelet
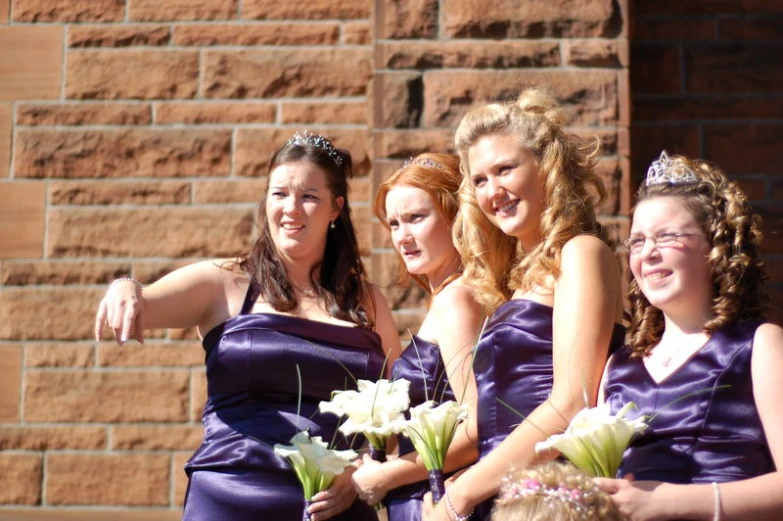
[109,276,143,293]
[445,490,473,521]
[711,482,721,521]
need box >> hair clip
[402,156,444,170]
[499,477,592,513]
[645,151,699,186]
[287,130,343,166]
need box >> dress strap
[239,280,261,315]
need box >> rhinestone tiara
[402,156,444,170]
[286,130,343,167]
[645,151,699,187]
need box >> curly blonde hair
[627,153,768,357]
[373,152,463,294]
[491,461,623,521]
[454,87,608,312]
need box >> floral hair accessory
[403,156,444,170]
[645,151,699,186]
[287,130,343,166]
[499,475,593,513]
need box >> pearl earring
[330,221,336,229]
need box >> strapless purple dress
[605,321,773,483]
[473,299,626,519]
[385,335,458,521]
[182,288,383,521]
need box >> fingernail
[120,334,128,343]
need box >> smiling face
[467,133,545,249]
[265,161,343,267]
[385,185,459,288]
[629,196,713,319]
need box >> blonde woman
[425,87,625,521]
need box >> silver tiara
[402,156,444,170]
[645,151,699,186]
[287,130,343,166]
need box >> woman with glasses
[595,152,783,520]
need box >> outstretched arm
[94,259,245,344]
[425,235,622,521]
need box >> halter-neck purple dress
[473,299,626,519]
[182,286,383,521]
[605,321,773,483]
[385,335,458,521]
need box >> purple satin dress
[385,335,458,521]
[182,287,383,521]
[605,321,773,483]
[473,299,626,519]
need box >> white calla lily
[535,402,648,478]
[401,400,468,471]
[273,431,357,500]
[319,378,411,448]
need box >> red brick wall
[630,0,783,324]
[0,0,629,517]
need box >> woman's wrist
[109,276,143,293]
[444,478,476,521]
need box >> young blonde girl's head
[491,462,623,521]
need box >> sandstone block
[130,0,237,21]
[17,103,152,126]
[15,128,231,179]
[242,0,369,20]
[0,0,7,23]
[378,41,560,70]
[0,182,45,259]
[373,220,393,250]
[0,454,41,504]
[281,101,368,125]
[594,157,630,216]
[25,342,95,368]
[391,309,427,340]
[154,101,276,124]
[422,70,621,128]
[373,129,454,159]
[0,287,105,341]
[190,369,207,421]
[719,18,783,41]
[635,1,783,15]
[631,44,681,95]
[173,452,191,506]
[442,0,619,38]
[0,104,9,177]
[174,23,339,46]
[46,453,170,506]
[25,370,189,422]
[0,260,129,285]
[131,260,195,284]
[112,424,203,450]
[12,0,124,22]
[377,0,438,39]
[633,96,783,123]
[168,327,201,341]
[202,48,371,99]
[350,176,371,206]
[67,50,199,100]
[704,124,783,175]
[193,179,267,204]
[372,72,422,129]
[353,205,371,257]
[0,426,105,450]
[0,26,63,101]
[633,17,715,41]
[631,125,701,177]
[343,21,371,44]
[99,342,204,367]
[69,25,170,48]
[235,128,371,177]
[50,180,191,205]
[0,346,21,422]
[564,39,628,67]
[48,207,254,258]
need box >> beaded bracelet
[445,490,473,521]
[109,276,143,293]
[711,482,721,521]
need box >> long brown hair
[238,134,374,328]
[453,86,608,312]
[627,154,768,357]
[373,152,462,294]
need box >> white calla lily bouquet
[319,378,411,459]
[273,431,358,501]
[535,402,648,478]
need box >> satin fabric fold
[605,321,773,483]
[183,312,384,521]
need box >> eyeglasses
[622,232,704,254]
